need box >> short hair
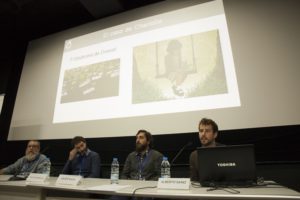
[199,118,218,133]
[71,136,86,146]
[136,129,153,148]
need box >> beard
[78,147,87,155]
[135,142,147,153]
[25,152,38,161]
[200,137,215,147]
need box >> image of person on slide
[164,39,189,97]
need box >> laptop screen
[197,144,257,187]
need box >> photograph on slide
[60,59,120,103]
[132,30,227,104]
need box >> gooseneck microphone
[8,168,27,181]
[40,146,49,154]
[171,141,193,165]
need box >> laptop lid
[197,144,257,187]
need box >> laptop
[197,144,257,187]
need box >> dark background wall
[0,0,299,192]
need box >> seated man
[0,140,51,178]
[121,130,163,180]
[62,136,100,178]
[189,118,223,181]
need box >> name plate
[157,178,190,190]
[26,173,49,184]
[56,174,82,186]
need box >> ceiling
[0,0,163,93]
[0,0,164,40]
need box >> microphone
[9,167,27,181]
[171,142,193,165]
[40,146,49,154]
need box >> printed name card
[157,178,190,190]
[55,174,82,186]
[26,173,49,184]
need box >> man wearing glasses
[0,140,51,178]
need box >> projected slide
[53,1,240,123]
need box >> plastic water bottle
[110,158,119,184]
[46,157,51,176]
[161,156,171,178]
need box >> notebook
[197,144,257,187]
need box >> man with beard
[0,140,51,178]
[121,130,163,180]
[189,118,223,181]
[61,136,100,178]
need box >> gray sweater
[121,149,163,180]
[2,154,51,177]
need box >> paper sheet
[87,184,131,191]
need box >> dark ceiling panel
[79,0,124,19]
[1,0,164,41]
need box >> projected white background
[0,94,4,115]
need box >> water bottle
[161,156,171,178]
[110,158,119,184]
[46,157,51,176]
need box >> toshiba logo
[217,162,236,167]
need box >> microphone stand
[171,142,192,165]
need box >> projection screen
[8,0,300,140]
